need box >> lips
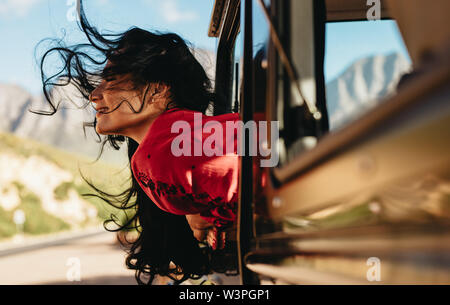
[95,107,109,114]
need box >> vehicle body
[209,0,450,284]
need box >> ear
[147,82,171,109]
[153,82,171,98]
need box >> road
[0,231,137,285]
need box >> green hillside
[0,132,134,239]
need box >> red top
[130,107,241,228]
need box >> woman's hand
[185,214,226,250]
[186,214,213,242]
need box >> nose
[89,85,104,105]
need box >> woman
[35,2,239,284]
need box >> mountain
[326,53,412,130]
[192,48,216,82]
[0,82,129,165]
[0,83,36,133]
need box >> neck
[123,116,157,144]
[123,105,178,144]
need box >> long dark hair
[33,1,236,284]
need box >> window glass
[252,0,270,113]
[231,29,242,113]
[325,20,412,130]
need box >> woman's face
[90,68,170,139]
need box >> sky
[0,0,217,94]
[325,20,410,82]
[0,0,410,95]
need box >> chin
[96,124,123,136]
[95,125,111,135]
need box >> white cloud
[145,0,198,23]
[0,0,41,17]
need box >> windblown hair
[33,1,236,284]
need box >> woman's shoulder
[157,107,240,124]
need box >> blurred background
[0,0,412,284]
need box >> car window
[325,20,412,130]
